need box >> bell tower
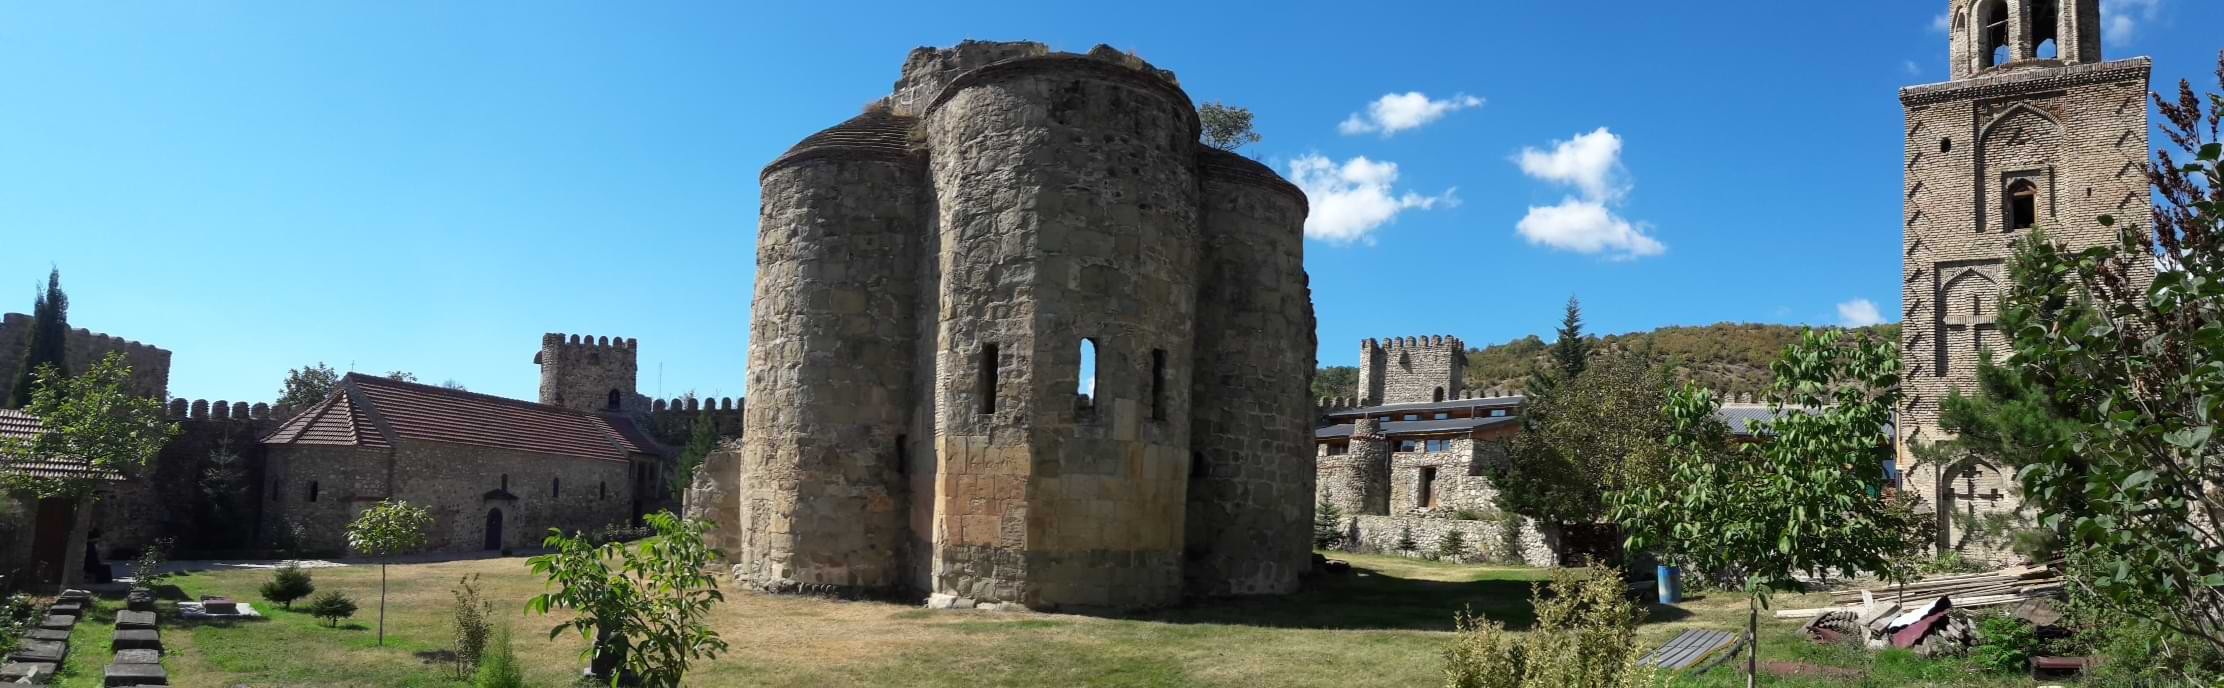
[1900,0,2150,560]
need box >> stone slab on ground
[48,601,84,618]
[114,610,157,630]
[37,614,74,630]
[110,629,162,652]
[197,597,237,614]
[23,628,69,642]
[8,639,66,663]
[0,660,57,683]
[113,649,162,665]
[57,589,91,603]
[125,591,154,613]
[177,601,260,620]
[103,662,167,687]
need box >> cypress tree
[8,269,69,409]
[1523,296,1591,405]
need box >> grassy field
[67,551,2062,687]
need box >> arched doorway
[483,509,504,551]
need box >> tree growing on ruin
[1198,101,1262,153]
[527,511,728,688]
[7,268,69,410]
[346,499,432,647]
[276,363,340,411]
[1613,330,1905,688]
[1920,55,2224,664]
[1489,354,1682,531]
[1523,297,1591,406]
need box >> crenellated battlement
[1315,388,1522,415]
[541,333,638,352]
[650,397,744,413]
[1362,334,1465,354]
[167,398,288,421]
[536,332,642,414]
[0,312,173,402]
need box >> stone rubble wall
[1357,335,1465,406]
[536,333,643,414]
[0,312,170,403]
[1345,514,1558,568]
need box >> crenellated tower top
[534,332,640,414]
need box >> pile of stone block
[105,605,166,686]
[0,589,91,685]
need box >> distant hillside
[1312,322,1900,402]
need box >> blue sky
[2,1,2218,404]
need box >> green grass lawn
[126,551,2065,687]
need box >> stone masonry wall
[1358,336,1465,405]
[1387,437,1505,515]
[263,440,633,555]
[536,334,642,414]
[1316,418,1389,517]
[0,313,170,403]
[96,415,277,558]
[1899,54,2152,561]
[1346,515,1557,568]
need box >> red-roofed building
[261,373,668,554]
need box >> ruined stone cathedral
[1899,0,2153,553]
[690,41,1318,610]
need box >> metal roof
[1326,396,1525,419]
[1315,415,1519,439]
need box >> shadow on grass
[1128,570,1544,632]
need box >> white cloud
[1516,127,1626,202]
[1515,198,1664,260]
[1837,299,1886,327]
[1930,12,1951,32]
[1288,154,1458,244]
[1903,60,1924,76]
[1337,92,1484,137]
[2103,0,2164,44]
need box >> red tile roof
[0,409,124,481]
[262,374,654,463]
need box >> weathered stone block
[0,661,56,684]
[36,615,72,631]
[103,662,167,687]
[114,611,158,630]
[113,649,162,665]
[8,639,65,663]
[110,629,162,652]
[47,601,82,618]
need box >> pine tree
[670,412,718,493]
[1312,499,1345,550]
[1524,296,1590,404]
[7,269,69,409]
[1395,525,1418,552]
[1437,530,1469,562]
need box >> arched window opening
[1977,0,2009,68]
[1953,8,1966,30]
[1433,387,1445,402]
[2008,179,2038,230]
[606,389,621,411]
[307,481,319,502]
[978,344,999,415]
[2036,39,2058,59]
[1075,338,1098,413]
[2030,0,2060,57]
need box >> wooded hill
[1313,322,1901,402]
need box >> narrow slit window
[2008,180,2037,230]
[1150,349,1167,421]
[1076,338,1098,413]
[978,344,999,415]
[607,389,622,410]
[1190,451,1207,479]
[895,434,909,476]
[553,477,561,498]
[307,481,319,502]
[500,474,509,490]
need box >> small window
[553,477,561,498]
[1433,387,1445,402]
[2008,179,2038,230]
[895,434,909,476]
[600,481,607,500]
[272,479,283,502]
[1433,413,1450,420]
[1425,439,1452,452]
[1396,439,1420,453]
[307,481,319,502]
[978,344,999,415]
[1190,451,1207,479]
[1940,138,1953,153]
[1489,409,1508,418]
[1076,338,1098,414]
[501,474,509,490]
[1150,349,1167,421]
[1402,414,1420,422]
[1325,442,1348,456]
[607,389,622,411]
[1418,467,1438,508]
[1378,416,1393,424]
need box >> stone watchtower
[1357,336,1465,406]
[534,333,641,414]
[724,41,1317,611]
[1899,0,2151,553]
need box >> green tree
[1437,530,1469,563]
[1524,297,1591,404]
[1928,57,2224,661]
[527,511,729,688]
[6,269,68,410]
[385,370,417,383]
[1197,101,1261,153]
[1311,366,1358,401]
[474,625,527,688]
[259,562,315,610]
[0,353,177,585]
[1443,565,1652,688]
[1491,353,1679,530]
[452,573,493,678]
[308,591,358,628]
[1312,498,1345,550]
[1613,330,1905,687]
[199,442,252,550]
[345,499,432,647]
[669,412,717,494]
[276,363,340,411]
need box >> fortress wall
[1184,149,1316,596]
[0,313,171,402]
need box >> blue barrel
[1657,564,1683,604]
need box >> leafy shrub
[1443,565,1652,687]
[308,591,358,628]
[1971,615,2040,673]
[527,511,728,687]
[128,537,174,591]
[259,562,316,610]
[473,625,526,688]
[1918,552,1986,575]
[0,593,37,659]
[452,574,493,677]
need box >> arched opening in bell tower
[1977,0,2010,69]
[2030,0,2060,59]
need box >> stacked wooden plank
[1774,563,2062,620]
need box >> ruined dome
[762,109,918,177]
